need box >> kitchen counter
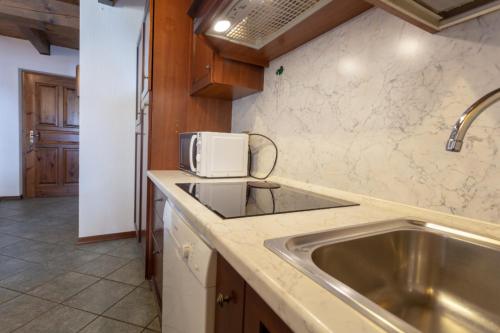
[148,170,500,333]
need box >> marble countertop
[148,170,500,333]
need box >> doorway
[21,71,79,198]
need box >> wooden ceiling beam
[98,0,116,6]
[1,0,79,17]
[0,12,75,33]
[55,0,79,5]
[0,3,79,30]
[19,27,51,55]
[0,0,80,51]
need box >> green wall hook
[276,66,284,76]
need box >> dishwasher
[162,198,217,333]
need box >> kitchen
[1,0,500,332]
[140,0,500,332]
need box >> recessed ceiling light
[213,20,231,33]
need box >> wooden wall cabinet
[215,255,293,333]
[190,35,264,100]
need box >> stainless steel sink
[264,219,500,333]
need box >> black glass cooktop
[176,182,359,219]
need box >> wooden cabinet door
[243,285,293,333]
[215,255,246,333]
[22,71,79,197]
[189,34,264,100]
[191,34,214,90]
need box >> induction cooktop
[176,181,359,219]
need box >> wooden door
[243,285,293,333]
[191,34,214,91]
[22,71,79,198]
[215,255,246,333]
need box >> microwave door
[179,133,198,173]
[188,134,197,173]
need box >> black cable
[269,188,276,213]
[248,133,278,180]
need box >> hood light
[213,20,231,32]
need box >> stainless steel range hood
[367,0,500,32]
[206,0,334,49]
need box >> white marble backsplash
[232,8,500,224]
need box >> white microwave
[179,132,249,178]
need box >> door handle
[29,130,40,144]
[216,293,232,307]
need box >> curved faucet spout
[446,88,500,152]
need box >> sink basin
[264,219,500,333]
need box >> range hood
[366,0,500,32]
[205,0,335,49]
[189,0,374,67]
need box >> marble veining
[232,8,500,224]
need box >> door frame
[20,69,78,198]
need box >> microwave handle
[189,134,197,172]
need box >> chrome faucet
[446,88,500,152]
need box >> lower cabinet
[149,183,165,308]
[243,285,293,333]
[215,255,246,333]
[215,255,293,333]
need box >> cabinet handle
[153,250,160,255]
[205,64,211,70]
[155,198,164,202]
[216,293,232,307]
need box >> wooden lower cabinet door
[243,285,293,333]
[215,255,245,333]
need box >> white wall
[79,0,145,237]
[233,8,500,224]
[0,36,79,197]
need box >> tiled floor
[0,197,160,332]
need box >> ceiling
[0,0,80,55]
